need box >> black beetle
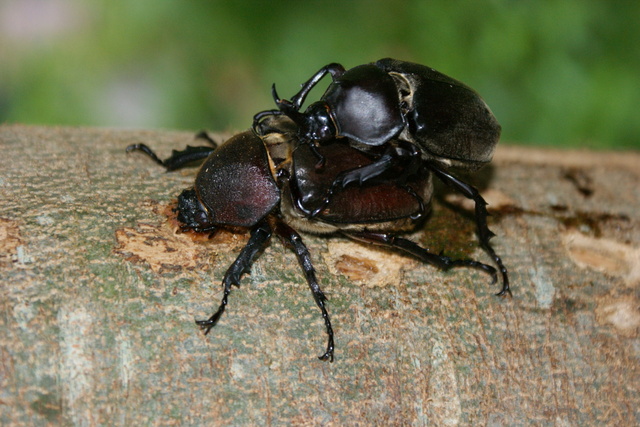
[127,117,501,361]
[254,58,500,171]
[254,58,509,292]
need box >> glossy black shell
[375,58,501,170]
[320,64,404,146]
[273,58,501,171]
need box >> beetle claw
[319,350,334,363]
[195,310,223,334]
[196,318,217,335]
[496,286,513,297]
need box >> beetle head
[176,188,216,233]
[297,102,337,143]
[272,83,337,143]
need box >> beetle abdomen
[376,58,501,169]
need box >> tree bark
[1,124,638,425]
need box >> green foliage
[1,0,638,148]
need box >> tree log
[1,124,638,425]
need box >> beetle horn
[272,84,306,126]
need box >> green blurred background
[1,0,638,149]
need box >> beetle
[254,58,500,170]
[127,116,500,361]
[254,58,509,293]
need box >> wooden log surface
[1,124,639,425]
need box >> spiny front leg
[196,220,273,334]
[274,220,335,362]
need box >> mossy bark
[1,124,639,425]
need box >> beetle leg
[127,143,216,171]
[193,130,219,146]
[308,153,395,217]
[339,153,396,187]
[426,161,510,296]
[401,184,427,220]
[338,141,421,186]
[252,109,285,135]
[195,220,273,334]
[274,220,335,362]
[308,143,327,170]
[343,231,498,283]
[310,142,422,218]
